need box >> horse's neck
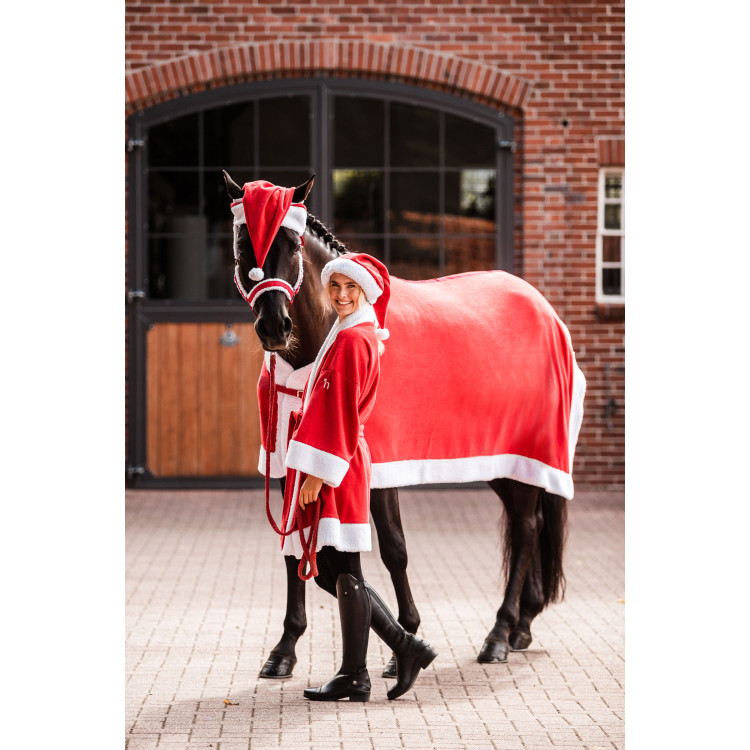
[278,230,338,371]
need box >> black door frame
[126,77,516,488]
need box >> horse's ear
[293,174,315,204]
[223,170,244,200]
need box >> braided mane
[305,213,347,256]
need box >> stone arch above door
[126,40,532,115]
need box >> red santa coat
[279,305,381,555]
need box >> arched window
[126,79,516,486]
[128,78,516,301]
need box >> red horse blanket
[259,270,585,499]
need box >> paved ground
[125,488,624,750]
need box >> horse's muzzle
[255,313,293,351]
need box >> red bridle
[234,243,305,311]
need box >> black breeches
[314,546,363,597]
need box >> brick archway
[125,40,531,115]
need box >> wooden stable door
[146,322,264,477]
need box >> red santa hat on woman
[321,253,391,340]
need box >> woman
[282,253,437,702]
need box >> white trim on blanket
[370,453,576,500]
[568,359,587,474]
[286,440,350,487]
[280,518,372,556]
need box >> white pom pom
[376,328,390,341]
[248,268,265,281]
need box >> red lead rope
[264,354,320,581]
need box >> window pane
[333,169,384,234]
[334,236,384,260]
[602,235,621,263]
[258,97,310,167]
[204,102,255,167]
[390,237,440,280]
[602,268,622,296]
[203,172,235,235]
[390,102,439,167]
[605,175,622,199]
[148,216,208,299]
[261,170,314,193]
[205,231,237,299]
[148,113,199,167]
[148,171,200,232]
[604,204,621,230]
[445,114,495,167]
[444,235,495,276]
[334,97,385,167]
[445,169,496,230]
[390,172,440,234]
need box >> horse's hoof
[509,630,533,651]
[477,638,509,664]
[259,652,297,678]
[381,654,398,679]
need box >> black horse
[224,171,572,678]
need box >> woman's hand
[299,474,324,510]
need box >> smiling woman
[328,273,363,321]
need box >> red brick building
[125,0,625,489]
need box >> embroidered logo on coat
[323,377,330,389]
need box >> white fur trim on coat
[281,518,372,555]
[286,440,350,488]
[321,258,382,303]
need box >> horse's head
[224,171,315,351]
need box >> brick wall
[125,0,625,489]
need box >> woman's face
[328,273,362,320]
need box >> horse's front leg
[478,479,542,664]
[259,478,307,679]
[370,487,421,678]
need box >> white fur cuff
[286,440,350,487]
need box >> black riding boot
[365,582,437,700]
[303,574,371,702]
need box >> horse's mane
[305,213,347,256]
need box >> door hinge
[127,289,146,303]
[127,465,146,479]
[497,139,517,153]
[126,138,145,152]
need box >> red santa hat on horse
[321,253,391,341]
[230,180,308,306]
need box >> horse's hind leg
[511,489,568,651]
[259,479,307,678]
[509,543,544,651]
[478,478,542,664]
[370,487,421,678]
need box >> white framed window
[596,168,625,303]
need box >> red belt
[276,384,304,399]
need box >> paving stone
[126,489,624,749]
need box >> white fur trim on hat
[232,200,307,237]
[321,258,382,303]
[282,204,307,236]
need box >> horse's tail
[537,490,568,605]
